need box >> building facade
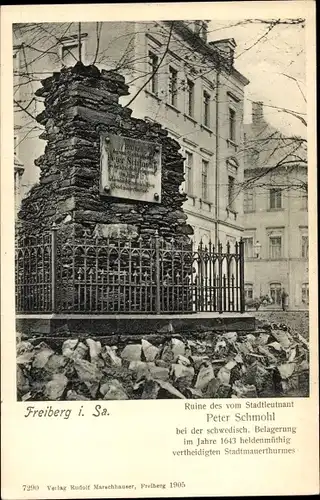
[13,20,249,247]
[241,102,308,310]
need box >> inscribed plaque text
[100,134,162,203]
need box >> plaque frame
[100,133,162,203]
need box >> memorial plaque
[100,134,162,203]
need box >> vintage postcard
[1,1,319,498]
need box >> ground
[252,310,309,339]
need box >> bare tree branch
[14,99,37,121]
[235,19,280,59]
[281,72,307,103]
[92,22,102,65]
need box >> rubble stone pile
[17,321,309,401]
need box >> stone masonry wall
[17,62,193,243]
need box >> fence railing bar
[239,238,245,313]
[155,232,161,315]
[51,225,57,313]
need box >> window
[269,236,282,259]
[226,235,237,256]
[229,108,236,142]
[244,187,255,212]
[201,160,209,200]
[301,235,309,258]
[184,151,193,195]
[186,79,194,117]
[168,66,178,107]
[226,235,237,246]
[13,52,19,73]
[62,43,81,66]
[14,168,23,217]
[270,283,282,306]
[269,188,282,209]
[148,51,159,95]
[243,237,254,259]
[244,283,254,301]
[203,90,210,127]
[228,176,236,210]
[301,190,308,210]
[13,50,21,101]
[14,167,22,192]
[201,231,210,247]
[301,283,309,304]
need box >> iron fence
[15,228,245,314]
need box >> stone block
[44,374,68,400]
[64,105,117,126]
[93,223,138,239]
[57,197,76,213]
[73,210,112,223]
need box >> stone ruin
[16,63,195,314]
[17,62,193,243]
